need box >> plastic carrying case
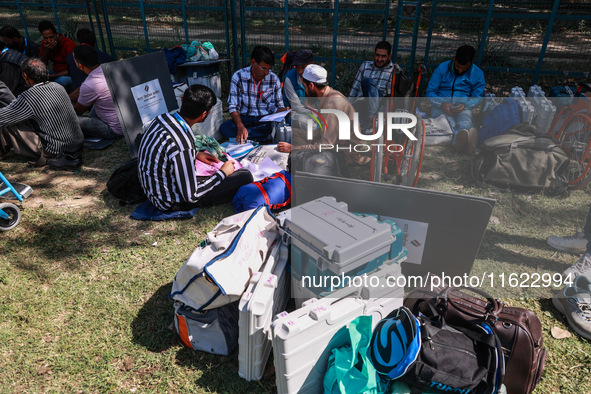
[238,239,291,381]
[278,197,404,294]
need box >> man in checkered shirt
[349,41,395,130]
[220,45,287,144]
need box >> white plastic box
[271,269,404,394]
[278,197,396,287]
[238,240,291,381]
[277,198,406,302]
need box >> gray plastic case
[278,196,395,276]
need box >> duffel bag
[173,300,239,356]
[169,206,278,311]
[232,170,291,213]
[471,123,569,195]
[404,286,546,394]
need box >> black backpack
[400,314,505,394]
[107,158,147,205]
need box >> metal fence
[1,0,590,95]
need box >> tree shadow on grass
[131,282,177,353]
[176,346,275,393]
[132,283,276,392]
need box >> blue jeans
[219,114,274,144]
[431,106,473,142]
[53,75,72,92]
[78,108,120,140]
[360,77,381,130]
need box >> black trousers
[171,168,253,210]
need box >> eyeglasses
[254,62,271,74]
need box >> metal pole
[533,0,560,85]
[91,0,107,53]
[330,0,340,87]
[423,0,437,68]
[224,0,231,66]
[15,0,29,39]
[139,0,151,53]
[285,0,289,53]
[230,0,240,71]
[409,0,422,70]
[85,0,95,37]
[181,0,189,45]
[392,0,404,61]
[382,0,391,42]
[240,0,247,67]
[50,0,62,33]
[476,0,495,67]
[100,0,117,59]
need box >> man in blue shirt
[220,46,286,144]
[426,45,485,155]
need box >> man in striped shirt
[220,46,287,144]
[349,41,395,130]
[0,58,84,170]
[138,85,253,212]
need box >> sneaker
[547,231,588,254]
[452,129,468,152]
[552,274,591,340]
[562,252,591,281]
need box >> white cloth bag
[170,206,278,311]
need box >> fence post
[230,0,239,71]
[409,0,423,71]
[90,0,107,53]
[423,0,437,68]
[330,0,340,87]
[99,0,116,59]
[533,0,560,85]
[223,0,231,68]
[50,0,62,33]
[181,0,189,46]
[382,0,391,42]
[139,0,151,53]
[392,0,403,61]
[15,0,29,39]
[240,0,247,67]
[476,0,495,67]
[285,0,289,53]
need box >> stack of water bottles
[510,87,535,124]
[482,92,500,112]
[527,85,557,135]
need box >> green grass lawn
[1,140,590,392]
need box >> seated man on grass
[220,45,286,144]
[426,45,485,155]
[0,58,83,170]
[71,45,122,140]
[0,25,40,58]
[138,85,253,211]
[38,20,76,92]
[277,65,368,171]
[67,28,113,103]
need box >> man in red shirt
[38,20,75,92]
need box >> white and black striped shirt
[137,112,226,211]
[0,81,83,155]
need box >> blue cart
[0,171,32,231]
